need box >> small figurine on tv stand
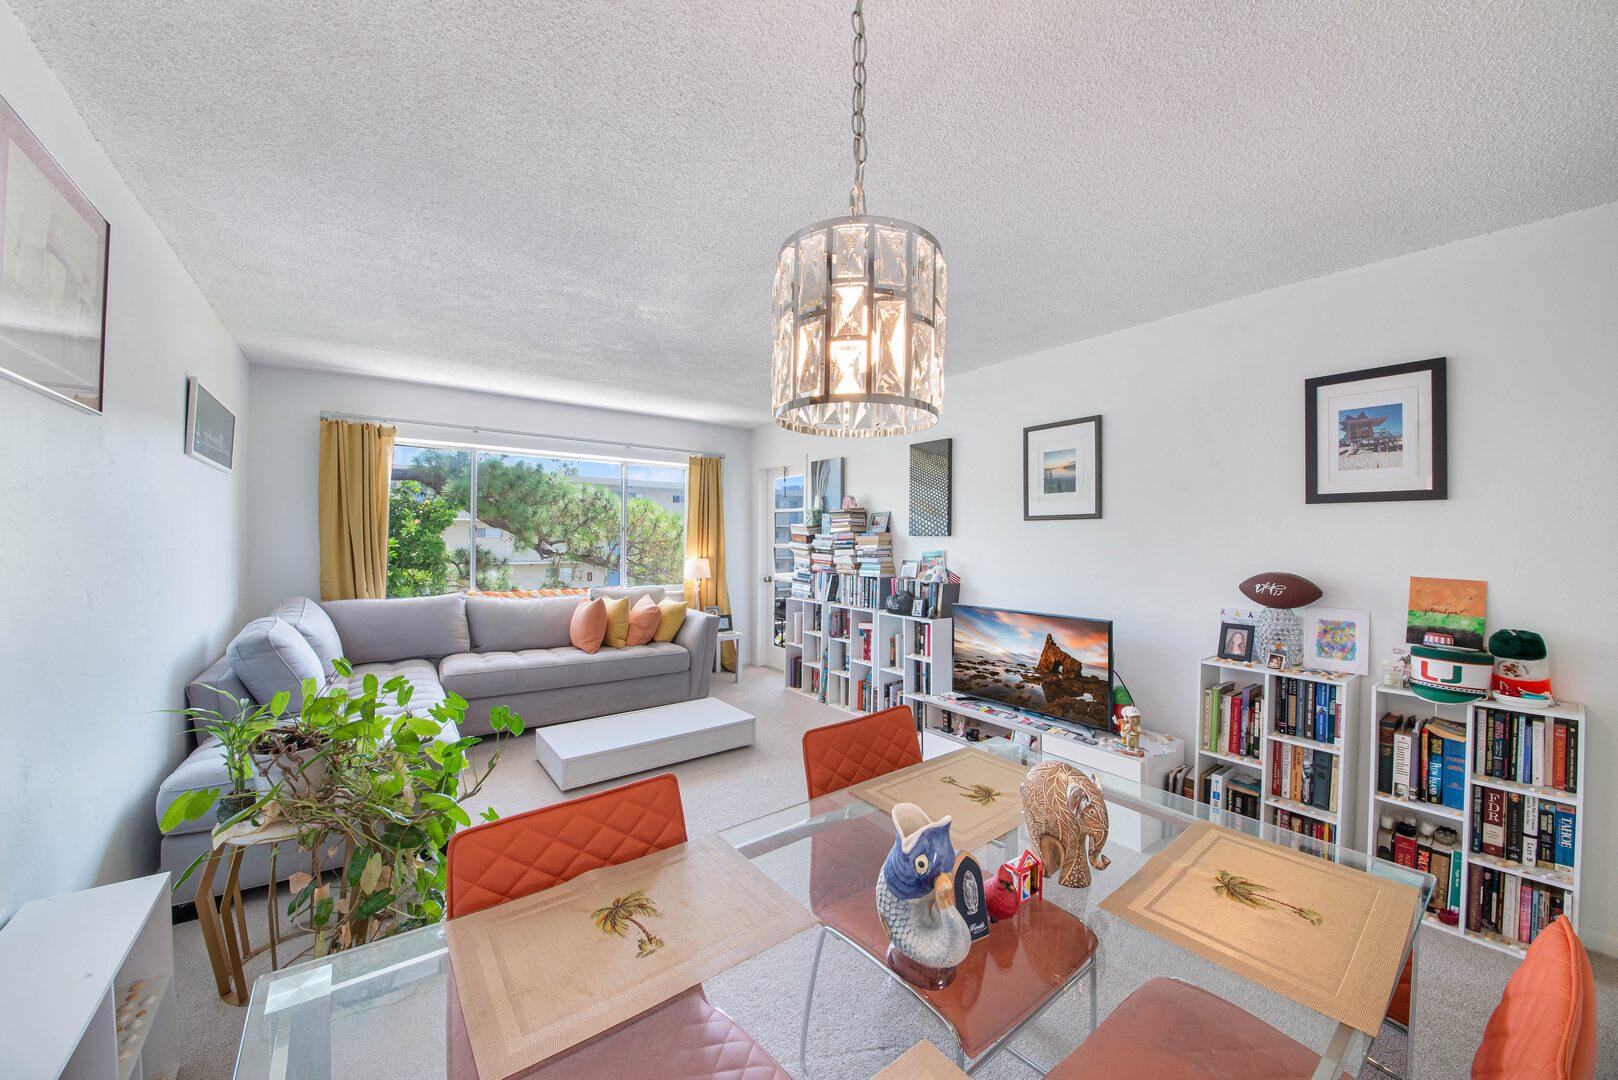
[1116,706,1143,756]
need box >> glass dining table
[234,737,1432,1079]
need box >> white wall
[0,8,250,922]
[753,202,1618,953]
[245,365,754,651]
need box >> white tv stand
[910,691,1184,851]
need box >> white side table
[715,629,742,683]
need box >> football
[1238,572,1323,609]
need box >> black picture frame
[1217,621,1255,663]
[1023,415,1103,520]
[1305,357,1447,504]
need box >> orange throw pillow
[568,598,608,654]
[626,595,661,646]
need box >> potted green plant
[161,659,525,954]
[161,690,290,831]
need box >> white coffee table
[533,698,757,790]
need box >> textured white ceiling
[8,1,1617,425]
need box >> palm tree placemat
[847,747,1032,852]
[1098,821,1422,1034]
[445,835,814,1078]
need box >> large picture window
[387,442,686,596]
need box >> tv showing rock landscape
[952,605,1113,729]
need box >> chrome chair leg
[799,926,828,1073]
[1088,963,1098,1033]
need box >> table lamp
[683,556,712,608]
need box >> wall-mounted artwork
[909,437,952,536]
[1305,358,1446,503]
[184,376,236,472]
[1024,416,1101,520]
[808,456,843,513]
[0,91,110,414]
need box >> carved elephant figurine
[1020,760,1111,889]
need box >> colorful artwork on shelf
[1406,577,1487,651]
[1300,607,1371,676]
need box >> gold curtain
[684,456,734,672]
[318,419,397,600]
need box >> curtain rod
[318,410,726,460]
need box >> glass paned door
[760,465,805,670]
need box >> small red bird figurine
[985,865,1022,922]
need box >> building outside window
[387,443,686,596]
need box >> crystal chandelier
[770,0,945,438]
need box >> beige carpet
[173,671,1616,1078]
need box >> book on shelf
[1201,681,1261,759]
[855,531,895,577]
[1377,713,1466,809]
[1269,741,1340,813]
[1274,811,1336,856]
[1273,677,1343,743]
[1199,764,1262,820]
[1470,787,1576,873]
[1474,707,1579,794]
[825,507,868,533]
[1466,863,1567,946]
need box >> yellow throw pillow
[602,595,631,648]
[653,599,688,643]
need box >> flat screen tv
[952,605,1114,730]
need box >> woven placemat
[873,1040,971,1079]
[847,747,1030,851]
[1099,821,1420,1035]
[446,835,814,1078]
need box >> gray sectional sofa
[159,587,716,903]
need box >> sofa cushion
[438,643,690,699]
[158,658,453,837]
[226,618,323,712]
[467,595,579,653]
[272,596,344,674]
[602,596,631,649]
[626,595,661,646]
[654,600,688,643]
[590,586,665,605]
[321,593,470,664]
[569,598,608,654]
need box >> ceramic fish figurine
[876,803,972,977]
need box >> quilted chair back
[801,706,922,800]
[446,773,687,918]
[1472,916,1597,1079]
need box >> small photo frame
[1300,606,1372,676]
[1217,621,1255,663]
[1024,415,1102,520]
[703,605,721,617]
[718,613,733,631]
[912,597,927,617]
[868,510,891,533]
[1265,650,1286,671]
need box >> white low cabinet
[0,874,177,1080]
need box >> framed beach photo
[1024,415,1102,520]
[0,90,111,415]
[184,376,236,472]
[1305,358,1446,503]
[1300,606,1371,676]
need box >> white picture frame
[1024,415,1101,520]
[1300,606,1371,676]
[184,376,235,472]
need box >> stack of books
[1269,742,1339,813]
[1202,681,1262,760]
[810,533,834,575]
[855,532,895,577]
[831,529,858,574]
[1274,677,1344,743]
[1472,787,1576,874]
[1377,714,1467,809]
[1196,764,1262,820]
[787,524,815,598]
[826,507,868,533]
[1476,707,1579,793]
[1274,811,1336,852]
[1468,864,1567,946]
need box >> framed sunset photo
[1024,415,1102,520]
[1305,357,1446,503]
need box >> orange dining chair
[798,707,1100,1075]
[1044,915,1596,1080]
[443,774,789,1079]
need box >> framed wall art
[1024,415,1101,520]
[1305,357,1446,503]
[0,90,111,414]
[1300,606,1371,676]
[909,437,951,535]
[808,456,843,513]
[184,376,236,471]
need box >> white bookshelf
[782,592,950,715]
[1195,658,1362,862]
[0,874,178,1080]
[1364,685,1586,958]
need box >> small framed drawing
[1305,357,1446,503]
[868,510,891,533]
[184,376,236,472]
[1217,621,1255,663]
[1300,606,1371,676]
[1265,650,1286,671]
[1025,415,1101,519]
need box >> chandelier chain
[850,0,867,215]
